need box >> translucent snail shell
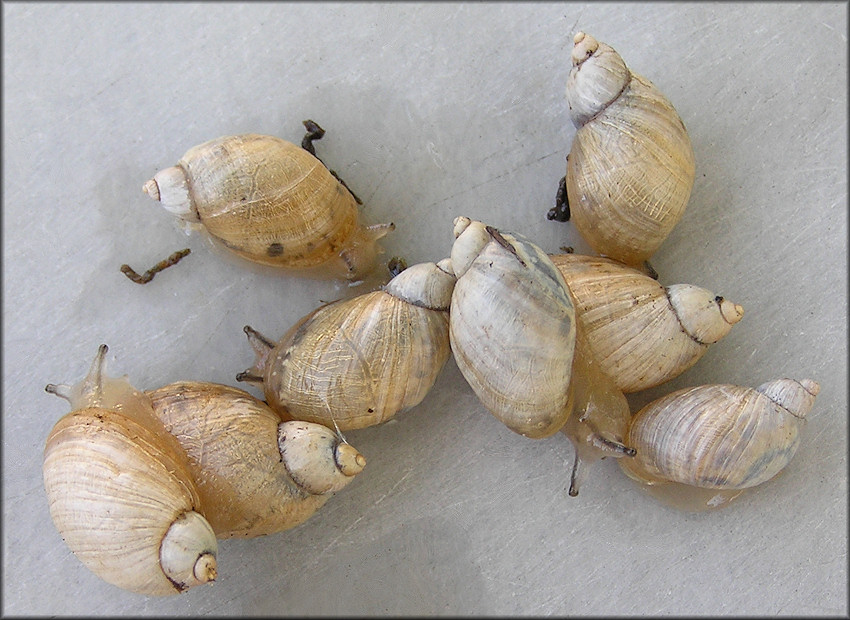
[146,381,366,539]
[238,259,456,430]
[557,32,696,267]
[43,345,218,596]
[619,378,820,511]
[449,217,636,495]
[550,253,744,392]
[144,131,394,281]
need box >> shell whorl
[450,216,492,278]
[668,284,745,344]
[384,260,456,311]
[279,421,366,495]
[566,32,631,127]
[160,512,218,589]
[144,165,196,221]
[757,378,820,419]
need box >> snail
[549,253,744,392]
[448,217,635,495]
[548,32,696,269]
[43,345,218,596]
[619,378,820,511]
[237,259,456,430]
[146,381,366,539]
[143,121,395,282]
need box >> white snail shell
[449,217,577,439]
[449,217,636,495]
[43,345,217,596]
[144,133,394,280]
[564,32,696,266]
[239,259,456,430]
[550,253,744,392]
[146,382,366,539]
[619,378,820,511]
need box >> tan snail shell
[619,378,820,511]
[146,381,366,539]
[449,217,635,495]
[144,131,394,281]
[43,345,218,596]
[238,259,456,430]
[553,32,696,267]
[550,253,744,392]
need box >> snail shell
[449,217,635,494]
[449,217,576,438]
[563,32,696,266]
[43,345,217,596]
[619,378,820,511]
[146,381,366,539]
[238,259,456,430]
[144,133,394,280]
[550,253,744,392]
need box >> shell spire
[757,378,820,419]
[566,32,631,126]
[667,284,745,344]
[143,165,196,221]
[159,512,218,589]
[279,421,366,495]
[383,260,456,310]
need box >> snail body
[43,345,217,596]
[144,131,394,281]
[449,217,635,495]
[146,381,365,539]
[552,32,695,267]
[550,253,744,392]
[619,378,820,511]
[238,259,456,430]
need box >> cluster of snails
[44,32,819,597]
[44,344,366,596]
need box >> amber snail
[147,381,366,539]
[619,378,820,511]
[43,345,218,596]
[550,253,744,393]
[143,121,395,282]
[448,217,635,495]
[548,32,696,269]
[238,259,456,431]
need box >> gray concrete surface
[3,2,847,616]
